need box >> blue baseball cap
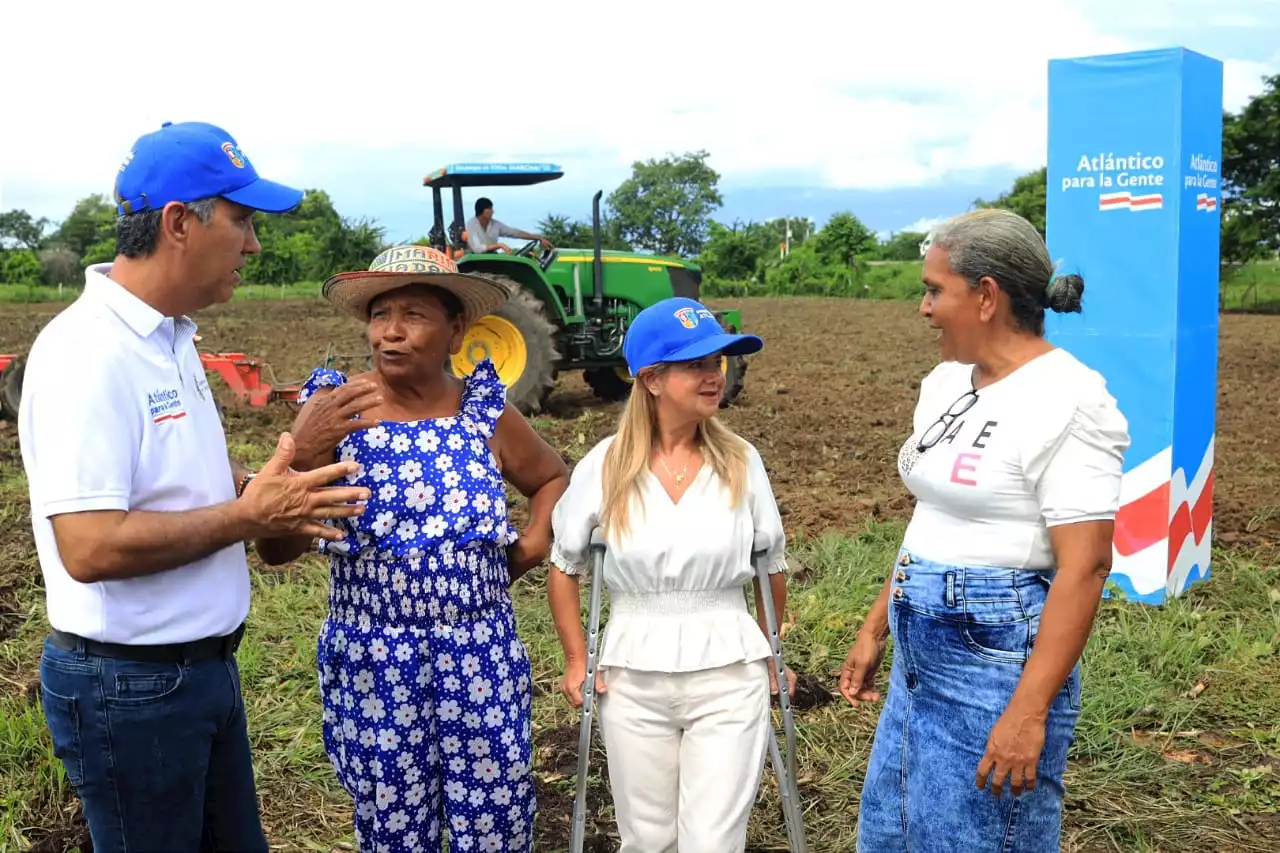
[623,297,763,376]
[113,121,304,216]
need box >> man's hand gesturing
[239,432,370,541]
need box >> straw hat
[322,245,511,325]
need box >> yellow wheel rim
[615,366,633,384]
[452,315,528,387]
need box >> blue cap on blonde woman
[623,297,763,376]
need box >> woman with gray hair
[840,208,1131,851]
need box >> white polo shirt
[18,264,251,645]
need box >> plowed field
[7,296,1276,547]
[2,296,1278,852]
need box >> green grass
[701,260,925,301]
[0,439,1277,851]
[1223,261,1280,313]
[4,259,1278,313]
[0,283,80,303]
[0,281,323,304]
[704,258,1280,311]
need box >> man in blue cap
[18,122,372,851]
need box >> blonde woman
[548,297,795,852]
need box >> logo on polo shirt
[148,387,187,424]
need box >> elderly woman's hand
[291,380,383,470]
[839,627,888,707]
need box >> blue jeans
[857,549,1083,853]
[39,634,268,853]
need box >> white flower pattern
[299,361,533,853]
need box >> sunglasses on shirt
[916,389,979,453]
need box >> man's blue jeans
[39,633,269,853]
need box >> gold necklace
[658,454,689,487]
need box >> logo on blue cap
[674,306,701,329]
[113,121,303,217]
[623,297,764,376]
[221,142,246,169]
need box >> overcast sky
[1,0,1276,243]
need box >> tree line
[0,190,385,287]
[0,158,920,292]
[2,72,1275,289]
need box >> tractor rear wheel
[451,277,559,415]
[583,366,633,402]
[720,353,747,408]
[716,315,748,408]
[0,355,25,422]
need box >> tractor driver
[465,196,554,254]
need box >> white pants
[597,659,772,852]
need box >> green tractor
[423,163,750,414]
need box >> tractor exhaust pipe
[429,187,446,253]
[592,190,605,317]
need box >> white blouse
[549,434,789,674]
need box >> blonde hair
[600,364,750,540]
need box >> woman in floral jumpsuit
[255,246,569,853]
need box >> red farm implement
[0,351,308,422]
[0,354,23,421]
[197,352,302,409]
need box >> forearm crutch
[568,531,807,853]
[753,547,808,852]
[569,526,607,853]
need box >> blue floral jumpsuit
[296,359,536,853]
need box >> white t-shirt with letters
[898,348,1131,570]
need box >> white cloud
[875,216,958,242]
[0,0,1275,223]
[903,216,954,236]
[1225,57,1280,107]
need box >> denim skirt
[856,548,1082,853]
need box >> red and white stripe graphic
[1167,436,1214,597]
[1099,191,1163,211]
[1111,436,1214,600]
[1196,193,1218,212]
[1112,445,1174,598]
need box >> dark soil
[6,297,1277,550]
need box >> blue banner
[1045,47,1222,604]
